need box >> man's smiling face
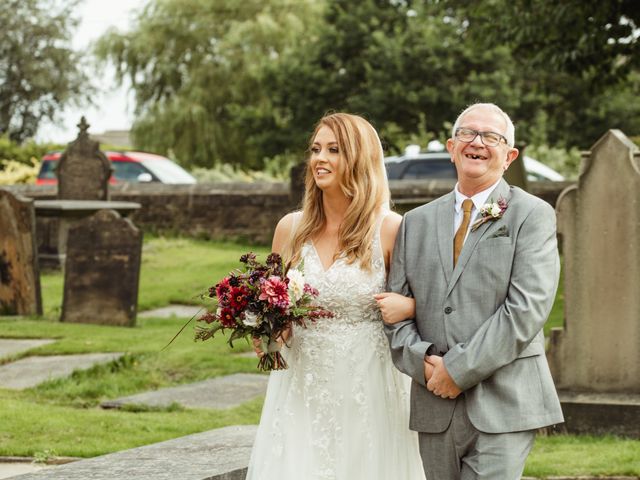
[446,106,518,194]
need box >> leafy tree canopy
[454,0,640,90]
[0,0,90,143]
[96,0,323,168]
[97,0,640,169]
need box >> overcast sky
[36,0,147,143]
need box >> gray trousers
[418,396,535,480]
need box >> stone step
[101,373,268,410]
[138,305,203,319]
[0,339,56,361]
[6,425,257,480]
[0,353,123,389]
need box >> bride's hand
[252,326,292,358]
[252,336,265,358]
[373,292,416,324]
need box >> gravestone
[61,209,142,326]
[0,189,42,315]
[548,129,640,436]
[57,116,112,201]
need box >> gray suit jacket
[384,179,564,433]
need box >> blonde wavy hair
[284,113,390,270]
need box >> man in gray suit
[383,103,564,479]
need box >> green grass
[1,237,639,475]
[527,434,640,476]
[1,237,269,457]
[544,262,565,336]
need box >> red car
[37,151,197,185]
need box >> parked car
[385,150,564,182]
[36,151,197,185]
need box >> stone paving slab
[0,339,56,361]
[0,353,123,389]
[6,425,257,480]
[0,463,50,479]
[101,373,268,410]
[138,305,203,319]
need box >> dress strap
[290,211,302,242]
[372,209,392,269]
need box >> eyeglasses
[455,127,509,147]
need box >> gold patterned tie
[453,199,474,266]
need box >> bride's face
[310,126,343,192]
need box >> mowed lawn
[0,236,637,476]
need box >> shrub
[0,136,59,166]
[525,144,582,181]
[190,153,299,183]
[0,158,40,184]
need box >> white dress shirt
[453,178,503,244]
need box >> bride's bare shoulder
[272,212,301,253]
[380,211,403,238]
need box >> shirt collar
[454,178,503,214]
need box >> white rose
[243,311,258,327]
[490,203,502,217]
[286,268,305,302]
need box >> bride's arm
[271,212,296,255]
[375,212,415,324]
[374,292,416,324]
[252,213,296,358]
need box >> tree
[0,0,89,143]
[266,0,518,154]
[96,0,323,169]
[451,0,640,148]
[456,0,640,90]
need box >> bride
[245,112,426,479]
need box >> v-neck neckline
[309,240,341,273]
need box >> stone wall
[7,180,573,245]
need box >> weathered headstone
[61,209,142,326]
[548,130,640,436]
[57,117,112,201]
[0,189,42,315]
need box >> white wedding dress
[245,216,426,480]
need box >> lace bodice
[301,235,387,325]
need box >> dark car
[385,151,564,182]
[385,152,457,180]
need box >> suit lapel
[445,179,512,298]
[436,192,455,285]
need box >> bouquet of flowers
[195,252,333,371]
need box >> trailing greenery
[1,237,638,474]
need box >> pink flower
[259,276,290,308]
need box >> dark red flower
[229,286,250,311]
[219,307,236,328]
[215,277,231,302]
